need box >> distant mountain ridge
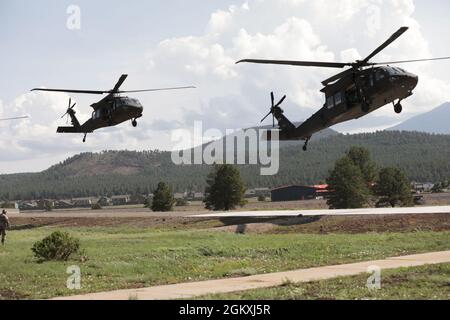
[388,102,450,134]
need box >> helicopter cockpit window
[387,67,402,76]
[369,74,374,87]
[92,109,101,119]
[131,99,142,107]
[375,71,385,81]
[334,92,343,105]
[326,96,334,109]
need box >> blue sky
[0,0,449,173]
[0,0,231,101]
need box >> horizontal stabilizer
[57,126,83,133]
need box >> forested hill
[1,131,449,200]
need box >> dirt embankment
[214,213,450,234]
[9,213,450,235]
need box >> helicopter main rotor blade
[31,88,106,95]
[112,74,129,93]
[361,26,409,64]
[118,86,196,93]
[373,56,450,66]
[236,59,351,68]
[0,116,28,121]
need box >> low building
[19,201,38,211]
[129,194,146,205]
[254,188,271,197]
[174,192,187,200]
[313,184,330,198]
[54,200,74,209]
[412,182,434,193]
[72,197,96,208]
[111,195,130,206]
[245,189,256,198]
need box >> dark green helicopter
[32,74,195,142]
[237,27,450,151]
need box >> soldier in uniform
[0,209,10,245]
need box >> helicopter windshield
[386,67,406,76]
[119,97,142,107]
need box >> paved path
[54,251,450,300]
[9,206,450,219]
[192,206,450,218]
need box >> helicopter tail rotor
[60,98,80,127]
[61,98,77,122]
[261,92,287,128]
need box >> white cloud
[145,0,449,124]
[1,0,449,173]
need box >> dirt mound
[212,214,450,234]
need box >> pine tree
[204,164,246,211]
[374,167,413,207]
[346,146,377,185]
[326,157,371,209]
[151,182,175,212]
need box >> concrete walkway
[54,251,450,300]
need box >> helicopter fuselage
[58,94,144,134]
[33,74,194,142]
[278,66,419,140]
[86,95,144,131]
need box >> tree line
[0,131,449,201]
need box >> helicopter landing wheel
[303,138,310,152]
[132,119,138,127]
[394,103,403,114]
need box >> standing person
[0,210,10,245]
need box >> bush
[176,198,188,206]
[0,202,15,209]
[91,203,102,210]
[32,231,80,261]
[257,195,266,202]
[44,201,53,212]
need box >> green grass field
[0,226,449,299]
[198,263,450,300]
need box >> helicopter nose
[407,74,419,90]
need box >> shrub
[44,201,54,212]
[176,198,188,206]
[91,203,102,210]
[257,195,266,202]
[32,231,80,261]
[0,201,15,209]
